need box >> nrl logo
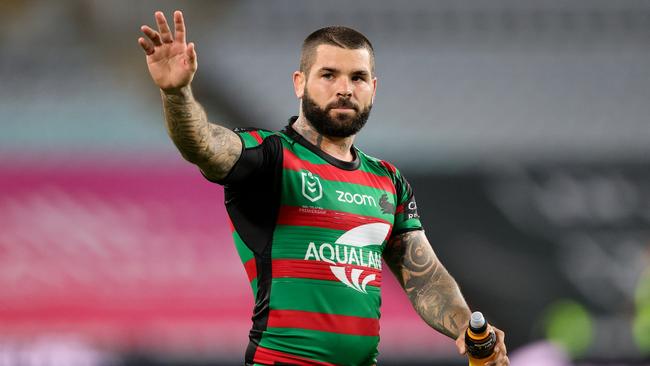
[301,170,323,202]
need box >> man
[138,10,509,366]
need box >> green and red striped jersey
[211,117,422,366]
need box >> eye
[352,75,364,82]
[322,73,334,80]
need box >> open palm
[138,11,197,93]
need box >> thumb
[455,333,467,355]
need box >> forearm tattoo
[161,87,241,180]
[384,231,470,338]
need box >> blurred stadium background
[1,0,649,365]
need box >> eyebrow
[318,67,338,74]
[318,67,370,76]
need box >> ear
[371,77,378,103]
[293,71,306,99]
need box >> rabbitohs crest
[301,170,323,202]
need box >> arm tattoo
[384,231,470,338]
[161,87,241,180]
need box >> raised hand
[138,10,197,93]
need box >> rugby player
[138,10,509,366]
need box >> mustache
[326,98,359,111]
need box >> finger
[500,355,510,366]
[494,327,506,343]
[174,10,186,44]
[186,42,197,67]
[486,355,509,366]
[138,37,155,55]
[485,359,508,366]
[494,328,507,354]
[492,328,506,346]
[141,25,162,46]
[155,11,174,43]
[495,343,507,356]
[487,343,509,365]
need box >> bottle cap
[469,311,487,332]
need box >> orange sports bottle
[465,311,497,366]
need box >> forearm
[161,86,217,163]
[161,86,240,179]
[405,259,470,338]
[385,231,471,338]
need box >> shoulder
[356,149,415,200]
[232,127,281,149]
[356,148,400,178]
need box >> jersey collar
[284,116,361,171]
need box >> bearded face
[301,88,372,138]
[295,45,376,138]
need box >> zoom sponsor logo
[336,190,377,207]
[304,222,390,294]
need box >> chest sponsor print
[304,222,390,294]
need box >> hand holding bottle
[455,312,509,366]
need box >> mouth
[327,98,359,113]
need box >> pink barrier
[0,156,453,359]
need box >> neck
[292,115,356,162]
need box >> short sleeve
[201,128,282,185]
[390,167,423,237]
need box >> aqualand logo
[303,222,390,294]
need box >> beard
[301,89,372,138]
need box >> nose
[336,78,352,99]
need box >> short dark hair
[300,26,375,75]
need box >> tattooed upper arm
[194,123,242,181]
[384,230,436,288]
[384,230,470,338]
[162,88,242,181]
